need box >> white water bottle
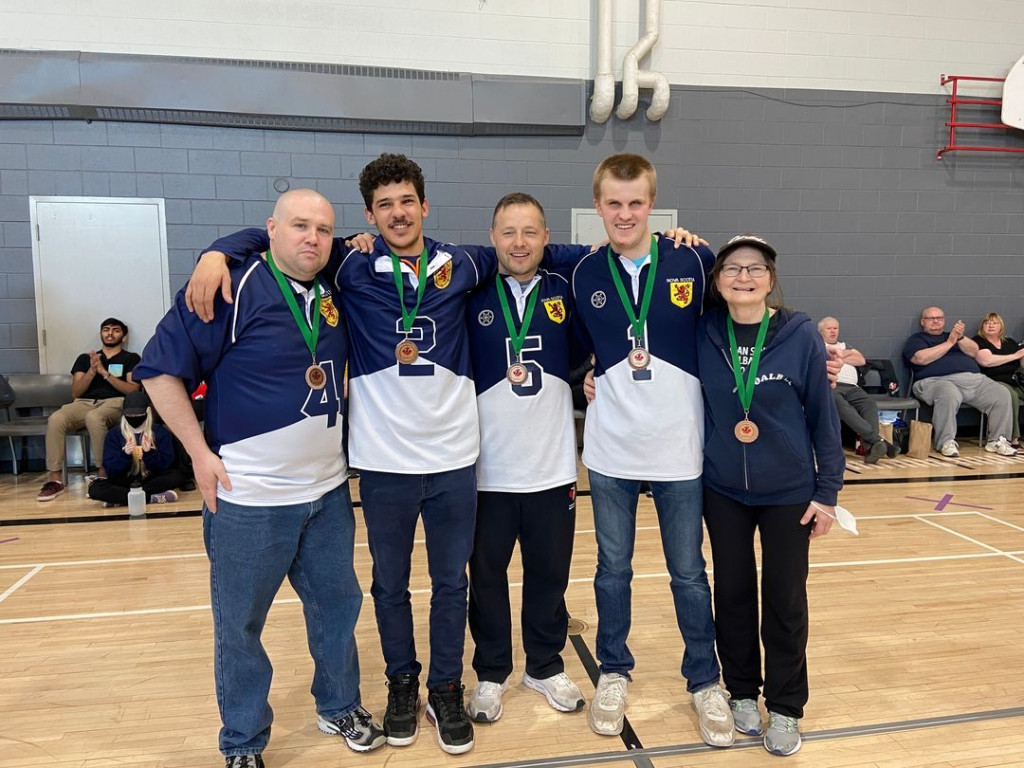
[127,484,147,517]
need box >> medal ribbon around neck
[607,235,659,347]
[266,249,320,359]
[495,273,540,361]
[390,247,429,334]
[726,308,771,418]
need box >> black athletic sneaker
[426,680,474,755]
[885,439,901,458]
[224,755,264,768]
[384,673,421,746]
[317,705,386,752]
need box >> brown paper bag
[879,423,894,444]
[906,420,933,458]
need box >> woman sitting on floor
[88,390,183,507]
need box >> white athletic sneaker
[692,683,735,748]
[940,439,960,457]
[588,673,628,736]
[466,678,509,723]
[522,672,585,713]
[985,436,1016,456]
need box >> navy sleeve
[142,425,176,472]
[903,333,932,364]
[132,286,236,396]
[800,327,845,505]
[101,426,132,478]
[543,244,592,280]
[456,244,499,285]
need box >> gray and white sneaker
[985,436,1016,456]
[317,705,386,752]
[523,672,585,713]
[587,673,628,736]
[940,439,960,457]
[730,698,764,735]
[467,677,510,723]
[764,711,801,756]
[692,683,735,747]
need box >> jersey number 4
[301,360,342,428]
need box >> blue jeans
[359,465,477,690]
[203,482,364,756]
[589,470,720,692]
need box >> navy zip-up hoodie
[697,306,844,506]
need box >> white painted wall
[2,0,1022,95]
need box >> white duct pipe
[616,0,670,121]
[590,0,615,123]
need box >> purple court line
[906,494,994,511]
[0,537,18,545]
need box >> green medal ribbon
[265,250,320,358]
[607,235,659,347]
[726,309,771,417]
[390,248,429,333]
[495,274,540,361]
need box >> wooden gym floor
[2,443,1024,767]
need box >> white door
[30,197,170,374]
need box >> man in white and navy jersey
[134,190,383,768]
[464,193,587,724]
[188,155,523,755]
[571,154,736,747]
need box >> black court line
[567,620,645,754]
[460,706,1024,768]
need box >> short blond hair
[593,153,657,200]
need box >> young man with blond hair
[572,153,735,747]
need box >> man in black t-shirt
[37,317,141,501]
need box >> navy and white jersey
[468,269,578,492]
[133,255,348,505]
[337,235,496,473]
[206,230,590,475]
[572,235,715,481]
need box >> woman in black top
[973,312,1024,448]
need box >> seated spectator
[37,317,141,502]
[87,391,183,507]
[973,312,1024,450]
[818,317,898,463]
[903,307,1015,458]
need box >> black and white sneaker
[384,673,421,746]
[317,705,386,752]
[426,680,474,755]
[224,755,264,768]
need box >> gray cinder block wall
[1,85,1023,377]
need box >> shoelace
[349,707,371,729]
[769,713,799,733]
[597,679,626,707]
[695,687,730,719]
[227,756,258,768]
[731,698,759,713]
[434,686,466,720]
[388,678,417,715]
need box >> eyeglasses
[720,264,769,278]
[922,316,945,321]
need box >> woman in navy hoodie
[697,234,844,756]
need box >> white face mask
[812,502,859,536]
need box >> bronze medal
[305,364,327,390]
[734,419,759,444]
[627,346,651,370]
[395,339,419,364]
[507,361,529,385]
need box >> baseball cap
[717,233,777,262]
[122,390,150,417]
